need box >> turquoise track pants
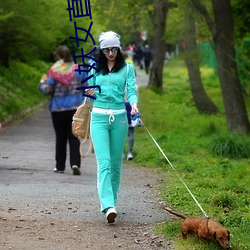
[90,111,128,212]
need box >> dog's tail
[162,206,187,220]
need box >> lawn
[129,58,250,250]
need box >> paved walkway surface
[0,70,173,249]
[135,69,149,88]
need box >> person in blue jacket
[39,45,87,176]
[86,31,138,223]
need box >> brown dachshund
[162,207,231,249]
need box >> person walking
[39,45,87,175]
[86,31,138,223]
[125,101,135,160]
[123,52,137,161]
[143,44,152,74]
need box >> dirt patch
[0,216,174,250]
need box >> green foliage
[236,37,250,95]
[0,60,49,122]
[165,3,184,44]
[130,58,250,249]
[232,0,250,39]
[210,191,238,209]
[0,0,94,66]
[91,0,156,46]
[210,135,250,159]
[166,0,212,44]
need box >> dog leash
[139,118,209,218]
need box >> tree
[184,1,218,114]
[148,0,177,89]
[0,0,93,66]
[91,0,155,47]
[191,0,250,134]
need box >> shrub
[210,135,250,159]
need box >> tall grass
[130,58,250,250]
[0,60,50,123]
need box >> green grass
[0,60,50,123]
[129,59,250,250]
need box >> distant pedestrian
[134,45,144,69]
[125,101,135,160]
[123,52,138,161]
[143,44,152,74]
[86,31,138,223]
[39,45,88,175]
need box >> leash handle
[139,118,209,218]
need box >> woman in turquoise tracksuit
[86,31,138,223]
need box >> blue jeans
[90,111,128,212]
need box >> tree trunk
[184,4,218,114]
[212,0,250,134]
[190,0,250,134]
[147,0,168,89]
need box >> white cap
[99,31,121,49]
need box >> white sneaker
[127,152,133,160]
[53,168,64,173]
[105,207,117,223]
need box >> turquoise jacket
[88,62,138,110]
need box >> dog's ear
[227,230,230,240]
[213,231,217,240]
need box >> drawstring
[91,108,124,125]
[109,112,115,124]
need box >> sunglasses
[102,47,119,55]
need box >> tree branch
[190,0,216,37]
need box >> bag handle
[78,100,94,158]
[83,96,87,105]
[79,137,94,158]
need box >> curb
[0,99,48,129]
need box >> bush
[210,135,250,159]
[0,60,49,123]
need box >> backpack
[72,98,93,158]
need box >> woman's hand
[40,74,47,83]
[85,88,95,97]
[131,103,138,116]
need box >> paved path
[0,106,164,224]
[0,68,152,223]
[0,71,174,249]
[135,68,149,88]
